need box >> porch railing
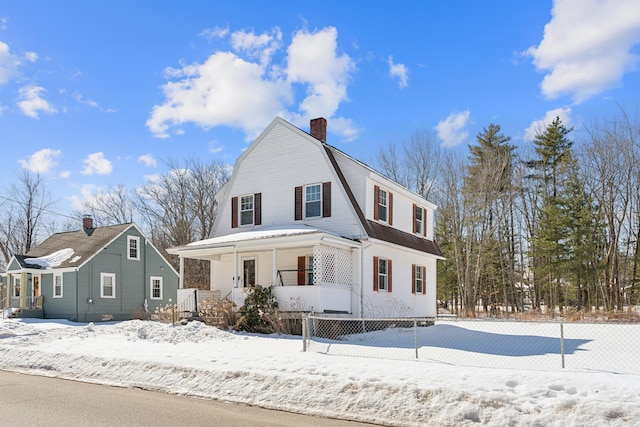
[8,296,43,309]
[277,269,313,286]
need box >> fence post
[560,319,565,369]
[302,313,308,352]
[414,318,418,359]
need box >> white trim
[150,276,163,300]
[100,272,116,298]
[378,257,388,292]
[32,274,41,298]
[241,257,257,288]
[12,276,21,298]
[127,235,140,260]
[53,272,63,298]
[304,183,322,218]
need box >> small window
[305,184,322,218]
[100,273,116,299]
[415,205,423,235]
[240,195,254,226]
[53,273,63,298]
[13,277,21,298]
[415,265,424,294]
[378,188,388,222]
[128,236,140,260]
[378,258,388,291]
[150,276,163,300]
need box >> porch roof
[167,225,360,259]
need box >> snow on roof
[186,226,331,248]
[24,248,75,269]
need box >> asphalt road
[0,370,379,427]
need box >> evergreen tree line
[377,111,640,317]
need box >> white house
[168,117,443,318]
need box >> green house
[1,218,178,322]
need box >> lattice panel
[313,245,353,286]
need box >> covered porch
[168,227,362,314]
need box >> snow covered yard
[1,318,639,427]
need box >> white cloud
[0,41,20,85]
[138,154,157,167]
[17,85,58,118]
[524,107,572,141]
[286,27,355,122]
[208,140,223,154]
[527,0,640,103]
[200,26,229,42]
[73,92,98,108]
[231,28,282,65]
[24,51,38,62]
[69,183,98,211]
[18,148,62,174]
[60,170,70,179]
[388,56,409,88]
[435,110,471,148]
[81,152,113,175]
[147,26,358,142]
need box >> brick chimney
[83,214,94,235]
[310,117,327,143]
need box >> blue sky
[2,0,640,219]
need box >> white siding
[362,242,437,318]
[214,121,362,239]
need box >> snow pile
[24,248,74,268]
[0,318,639,426]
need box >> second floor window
[373,185,392,225]
[295,182,331,220]
[128,236,140,260]
[305,184,321,218]
[240,195,254,226]
[415,205,423,235]
[232,193,262,228]
[378,188,388,222]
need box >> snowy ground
[1,318,639,427]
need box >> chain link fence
[302,314,640,374]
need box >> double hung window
[240,195,254,226]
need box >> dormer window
[378,188,388,222]
[374,185,393,225]
[415,205,423,234]
[127,236,140,260]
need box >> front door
[32,275,41,308]
[242,259,256,288]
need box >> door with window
[32,275,41,308]
[242,258,256,288]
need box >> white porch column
[179,256,184,289]
[272,248,277,286]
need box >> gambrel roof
[322,143,442,257]
[186,116,442,258]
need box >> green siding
[9,224,178,322]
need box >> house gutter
[359,239,372,317]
